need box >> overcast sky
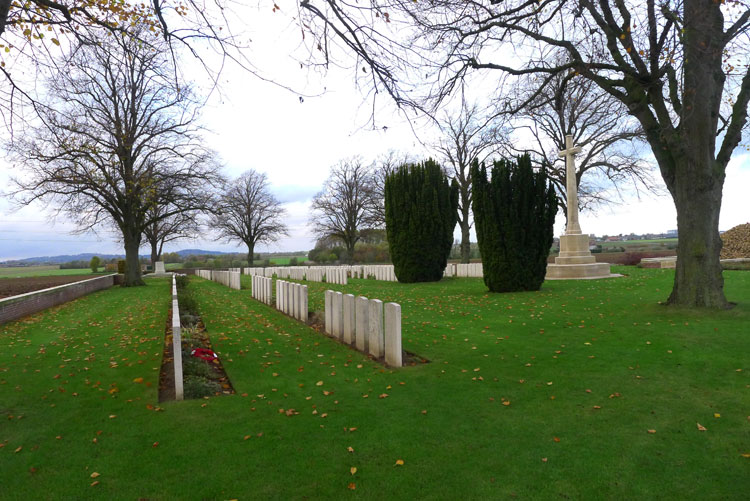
[0,7,748,261]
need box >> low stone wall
[0,274,116,325]
[324,290,402,367]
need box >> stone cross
[558,134,582,235]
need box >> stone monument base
[546,234,617,280]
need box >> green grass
[0,266,104,278]
[1,270,748,499]
[265,255,307,266]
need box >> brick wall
[0,274,116,325]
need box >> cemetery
[1,264,748,498]
[2,2,750,498]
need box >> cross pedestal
[546,135,618,280]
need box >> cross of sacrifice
[558,134,582,235]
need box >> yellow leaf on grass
[697,422,707,432]
[133,377,143,383]
[90,472,100,478]
[347,446,354,453]
[90,481,99,487]
[647,429,656,434]
[714,413,721,418]
[502,401,510,406]
[350,466,357,475]
[395,459,404,466]
[316,381,324,386]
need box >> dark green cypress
[471,154,557,292]
[385,159,459,283]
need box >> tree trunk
[459,207,471,264]
[664,0,729,308]
[246,242,255,267]
[123,226,145,287]
[666,162,728,308]
[150,239,158,267]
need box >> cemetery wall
[0,274,116,325]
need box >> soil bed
[158,308,235,402]
[0,275,98,299]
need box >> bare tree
[142,204,201,267]
[434,97,504,263]
[299,1,750,308]
[309,158,378,262]
[211,170,289,267]
[10,31,223,286]
[506,72,659,220]
[0,0,262,128]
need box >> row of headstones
[324,290,402,367]
[275,280,308,322]
[171,275,184,401]
[251,275,273,305]
[244,266,347,285]
[444,263,483,278]
[195,269,242,290]
[361,265,397,281]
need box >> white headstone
[332,291,343,339]
[343,293,355,345]
[155,261,166,274]
[384,302,402,367]
[355,296,369,352]
[368,299,384,358]
[325,290,333,334]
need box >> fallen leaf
[395,459,404,466]
[350,466,357,475]
[90,481,99,487]
[347,446,354,453]
[379,393,388,399]
[90,472,100,478]
[152,442,159,447]
[553,437,560,443]
[714,413,721,418]
[347,482,356,490]
[502,401,510,406]
[108,415,116,419]
[593,406,602,410]
[647,429,656,434]
[14,446,22,453]
[133,377,143,383]
[316,381,324,386]
[541,457,548,463]
[697,422,707,432]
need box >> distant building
[666,229,678,238]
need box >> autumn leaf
[714,413,721,418]
[395,459,404,466]
[350,466,357,475]
[647,429,656,434]
[347,482,356,490]
[379,393,388,399]
[14,446,22,453]
[347,446,354,453]
[90,472,100,478]
[697,422,707,432]
[133,377,143,383]
[90,481,99,487]
[553,437,560,443]
[316,381,324,386]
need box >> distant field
[0,266,101,279]
[165,263,183,270]
[265,255,307,265]
[600,238,677,250]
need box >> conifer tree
[471,155,557,292]
[385,160,459,282]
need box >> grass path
[1,269,748,499]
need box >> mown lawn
[1,269,748,499]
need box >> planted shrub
[385,159,459,282]
[471,155,557,292]
[183,375,222,399]
[175,274,189,290]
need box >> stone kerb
[171,275,184,401]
